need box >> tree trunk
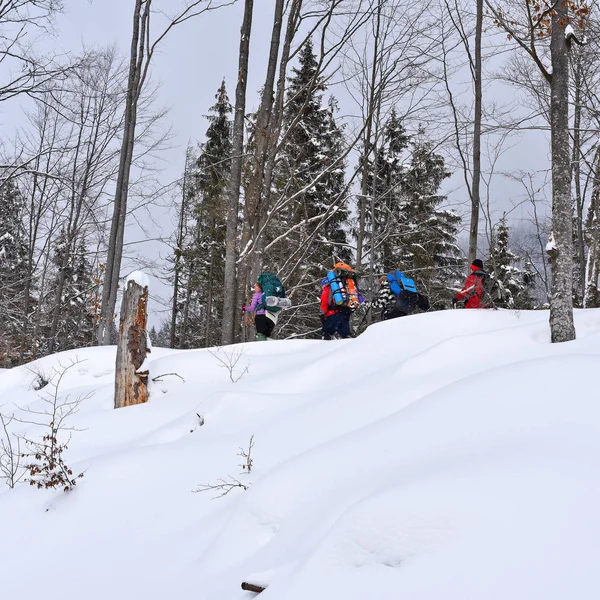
[222,0,254,345]
[571,51,585,303]
[548,5,575,343]
[115,273,149,408]
[98,0,147,346]
[468,0,483,265]
[237,0,285,319]
[584,146,600,308]
[171,151,191,348]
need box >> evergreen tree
[487,215,536,309]
[45,232,96,352]
[363,109,411,274]
[267,39,350,337]
[393,132,463,306]
[172,81,232,348]
[0,179,30,366]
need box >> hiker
[452,258,489,309]
[320,262,364,340]
[369,271,430,320]
[242,273,289,341]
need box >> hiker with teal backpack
[368,271,430,321]
[242,272,291,341]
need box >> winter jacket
[244,291,266,315]
[368,279,430,316]
[320,283,364,317]
[456,269,488,308]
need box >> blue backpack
[387,270,419,314]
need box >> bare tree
[487,0,582,342]
[98,0,235,346]
[222,0,254,345]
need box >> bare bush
[19,360,89,492]
[207,347,250,383]
[238,435,254,473]
[0,413,26,489]
[194,434,256,499]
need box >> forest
[0,0,598,365]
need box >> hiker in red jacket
[452,259,489,309]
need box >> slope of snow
[1,309,600,600]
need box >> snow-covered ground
[1,309,600,600]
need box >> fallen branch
[193,476,249,498]
[151,372,185,383]
[241,582,267,594]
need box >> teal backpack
[257,272,289,313]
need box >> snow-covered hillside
[1,309,600,600]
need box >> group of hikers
[242,258,491,341]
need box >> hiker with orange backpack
[320,262,364,340]
[452,259,490,309]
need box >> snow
[565,24,575,39]
[2,309,600,599]
[546,232,556,252]
[125,269,150,289]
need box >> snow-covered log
[115,271,150,409]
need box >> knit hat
[471,259,484,269]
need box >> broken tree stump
[115,271,150,409]
[241,582,266,594]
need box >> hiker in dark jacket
[452,259,489,309]
[368,275,429,320]
[243,282,277,341]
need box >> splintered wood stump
[115,275,150,409]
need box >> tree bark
[468,0,483,265]
[115,274,149,408]
[584,146,600,308]
[98,0,147,346]
[236,0,285,321]
[222,0,254,345]
[548,4,575,343]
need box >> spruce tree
[0,179,29,366]
[173,81,232,348]
[397,131,463,307]
[268,39,350,337]
[46,233,96,352]
[363,109,411,274]
[488,215,536,309]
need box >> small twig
[238,435,255,473]
[193,476,249,499]
[151,372,185,383]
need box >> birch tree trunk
[222,0,254,345]
[584,146,600,308]
[115,273,149,409]
[548,4,575,343]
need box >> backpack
[473,270,505,307]
[327,263,360,311]
[387,270,420,314]
[257,272,290,313]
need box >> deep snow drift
[1,309,600,600]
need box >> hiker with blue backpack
[368,271,430,320]
[243,272,290,341]
[320,262,364,340]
